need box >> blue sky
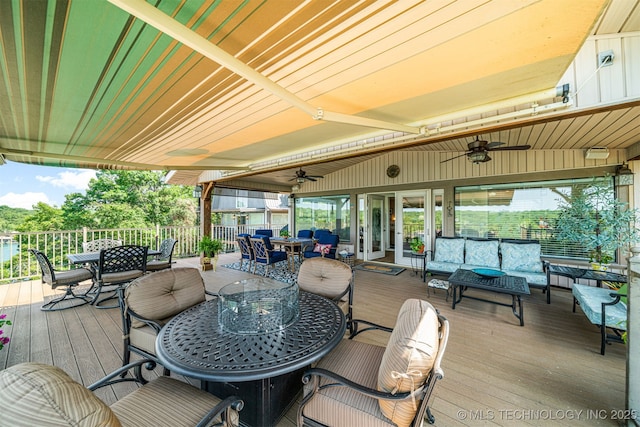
[0,160,96,209]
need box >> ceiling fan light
[296,177,305,184]
[468,152,486,163]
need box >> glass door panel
[367,195,385,260]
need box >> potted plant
[555,177,640,272]
[198,235,224,271]
[279,230,291,240]
[410,237,425,253]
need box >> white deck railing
[0,224,281,283]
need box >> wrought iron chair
[118,267,214,372]
[82,238,122,252]
[28,249,94,311]
[236,233,254,270]
[93,245,147,308]
[298,299,449,427]
[146,238,177,272]
[297,257,354,334]
[0,359,243,427]
[249,236,287,275]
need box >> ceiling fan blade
[485,141,505,149]
[306,177,317,182]
[307,175,324,179]
[489,145,531,151]
[440,152,470,163]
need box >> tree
[16,202,64,232]
[555,177,640,264]
[0,206,31,232]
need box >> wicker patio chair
[146,238,177,272]
[297,257,354,334]
[82,238,122,252]
[298,299,449,427]
[28,249,94,311]
[236,233,254,270]
[93,245,147,308]
[249,236,287,275]
[0,359,243,427]
[118,267,214,372]
[302,233,339,259]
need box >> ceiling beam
[107,0,423,135]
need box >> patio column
[628,248,639,426]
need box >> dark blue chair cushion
[304,234,339,259]
[297,230,313,239]
[253,235,274,250]
[255,229,273,237]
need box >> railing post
[627,246,640,426]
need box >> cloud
[0,192,53,209]
[36,169,97,190]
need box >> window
[454,177,614,260]
[295,195,350,241]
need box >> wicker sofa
[425,237,551,303]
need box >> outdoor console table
[547,264,627,288]
[156,278,346,427]
[448,269,530,326]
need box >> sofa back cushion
[500,242,543,272]
[377,299,440,427]
[0,362,121,426]
[465,239,500,267]
[126,267,206,328]
[433,238,464,264]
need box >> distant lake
[1,240,19,263]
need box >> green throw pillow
[617,283,628,304]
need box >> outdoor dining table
[155,278,346,427]
[269,237,314,272]
[67,248,161,265]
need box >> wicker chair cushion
[101,270,144,284]
[126,267,206,328]
[111,376,234,427]
[297,258,352,302]
[129,325,159,354]
[0,362,121,426]
[377,299,440,427]
[302,339,392,427]
[145,260,171,271]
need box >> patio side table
[410,251,428,278]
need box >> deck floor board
[0,253,627,426]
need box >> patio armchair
[298,298,449,427]
[236,233,254,270]
[118,267,214,372]
[0,359,243,427]
[93,245,147,308]
[303,232,339,259]
[297,229,314,238]
[249,236,287,275]
[146,238,178,272]
[297,257,354,334]
[28,248,94,311]
[82,238,123,252]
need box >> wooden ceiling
[0,0,638,189]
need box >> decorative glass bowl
[218,278,299,334]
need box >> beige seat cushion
[0,362,121,426]
[111,376,235,427]
[302,339,392,427]
[126,267,206,328]
[298,257,352,302]
[377,299,440,427]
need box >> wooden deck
[0,253,627,426]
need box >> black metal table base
[204,367,306,427]
[452,286,525,326]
